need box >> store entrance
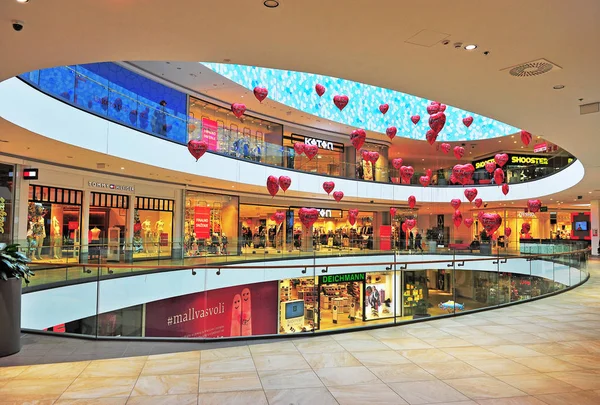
[318,273,365,330]
[88,192,129,262]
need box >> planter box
[427,240,437,253]
[0,278,22,357]
[480,243,491,255]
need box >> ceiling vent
[502,58,562,77]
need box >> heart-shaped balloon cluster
[379,103,389,115]
[453,210,463,227]
[450,199,462,210]
[426,129,438,145]
[333,95,349,111]
[411,115,421,125]
[266,175,279,197]
[299,208,319,228]
[522,222,531,233]
[464,188,478,202]
[253,86,268,103]
[521,130,532,146]
[426,103,439,115]
[502,183,509,196]
[363,151,379,165]
[494,168,505,185]
[481,213,502,235]
[452,164,475,185]
[405,219,416,230]
[386,126,397,140]
[494,153,509,167]
[279,176,291,192]
[293,143,305,155]
[440,143,451,154]
[272,211,286,224]
[187,139,208,161]
[231,103,246,119]
[527,199,542,213]
[322,181,335,195]
[350,129,366,150]
[348,209,359,226]
[419,176,430,187]
[333,191,344,202]
[474,198,483,208]
[315,83,326,97]
[504,227,512,238]
[464,218,474,228]
[453,146,465,160]
[392,158,403,170]
[408,195,416,209]
[390,207,396,218]
[304,144,318,160]
[428,111,446,134]
[400,166,414,184]
[485,161,497,174]
[462,116,473,128]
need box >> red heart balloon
[333,95,349,111]
[426,104,440,115]
[405,219,416,230]
[400,166,414,184]
[187,139,208,161]
[485,161,497,174]
[453,146,465,160]
[304,144,318,160]
[386,126,397,140]
[333,191,344,202]
[390,207,396,218]
[293,142,305,155]
[350,129,366,150]
[408,195,416,209]
[402,223,408,232]
[278,176,291,192]
[464,188,478,202]
[368,151,380,165]
[474,198,483,208]
[521,130,532,146]
[426,169,432,178]
[299,208,319,228]
[348,213,357,226]
[379,104,389,115]
[426,129,438,145]
[440,143,451,154]
[315,83,326,97]
[361,150,370,162]
[522,222,531,233]
[411,115,421,125]
[439,104,447,112]
[477,211,485,221]
[462,116,473,128]
[322,181,335,195]
[527,199,542,213]
[450,199,462,210]
[464,218,474,228]
[392,158,403,170]
[231,103,246,119]
[481,213,502,235]
[494,168,505,185]
[452,164,475,185]
[272,211,285,224]
[428,112,446,134]
[453,210,463,227]
[505,227,512,238]
[348,209,359,219]
[502,183,509,196]
[419,176,430,187]
[266,175,279,197]
[253,86,268,103]
[494,153,509,168]
[449,174,458,184]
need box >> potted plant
[0,243,33,357]
[413,299,431,319]
[426,228,438,253]
[480,230,491,255]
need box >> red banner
[145,281,278,338]
[194,207,210,239]
[160,232,169,247]
[380,225,391,250]
[201,118,219,151]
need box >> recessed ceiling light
[120,167,125,170]
[16,0,30,3]
[553,84,565,90]
[513,141,517,143]
[464,44,478,51]
[589,191,593,194]
[263,0,279,8]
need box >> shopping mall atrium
[0,1,599,404]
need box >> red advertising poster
[201,118,219,151]
[379,225,391,250]
[160,232,169,247]
[145,281,278,338]
[68,221,79,230]
[194,207,210,239]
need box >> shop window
[279,277,317,334]
[133,197,174,258]
[0,164,14,244]
[240,204,289,253]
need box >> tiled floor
[1,259,599,404]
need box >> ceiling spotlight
[553,84,565,90]
[464,44,478,51]
[263,0,279,8]
[16,0,30,3]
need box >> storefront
[472,153,574,184]
[133,197,175,259]
[356,142,389,182]
[88,191,130,261]
[284,133,347,177]
[0,163,14,244]
[239,204,288,252]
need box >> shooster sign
[473,154,549,170]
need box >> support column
[591,200,599,255]
[80,190,91,263]
[301,224,313,253]
[124,197,135,262]
[14,164,29,243]
[172,189,185,259]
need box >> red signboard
[201,118,219,151]
[379,225,391,250]
[68,221,79,230]
[194,207,210,239]
[145,281,278,338]
[533,142,547,153]
[160,232,169,247]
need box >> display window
[184,191,238,257]
[278,277,318,334]
[133,197,174,259]
[318,272,365,330]
[364,271,394,320]
[27,185,83,262]
[0,164,14,244]
[284,134,346,177]
[240,204,289,253]
[88,192,129,262]
[356,142,389,182]
[552,212,573,240]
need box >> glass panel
[0,164,14,243]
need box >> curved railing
[21,246,590,340]
[17,64,576,187]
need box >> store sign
[533,142,548,153]
[304,137,335,151]
[201,118,219,151]
[194,207,210,239]
[0,197,6,234]
[320,273,366,284]
[518,211,537,218]
[314,209,343,218]
[473,154,549,169]
[87,181,135,192]
[23,168,39,180]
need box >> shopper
[415,232,423,252]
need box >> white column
[81,190,91,261]
[14,164,29,242]
[591,200,600,255]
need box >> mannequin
[52,216,62,259]
[30,216,45,260]
[142,218,152,253]
[155,219,165,251]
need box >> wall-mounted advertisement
[364,272,394,320]
[145,281,278,338]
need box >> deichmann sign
[320,273,366,284]
[87,181,135,192]
[473,154,549,170]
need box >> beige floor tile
[419,360,486,379]
[442,347,503,361]
[398,348,456,364]
[265,387,339,405]
[351,350,411,366]
[554,354,600,369]
[56,399,128,405]
[475,397,548,405]
[335,331,380,341]
[512,356,581,372]
[546,369,600,390]
[200,346,251,360]
[496,374,578,395]
[259,369,323,390]
[293,339,346,354]
[131,374,198,396]
[316,365,380,386]
[461,335,513,346]
[380,338,433,350]
[248,341,299,355]
[252,353,310,371]
[535,390,600,405]
[141,358,200,375]
[389,380,470,404]
[200,356,256,374]
[17,361,90,380]
[368,363,436,383]
[477,325,521,335]
[126,394,197,405]
[197,390,268,405]
[198,371,262,393]
[466,358,536,376]
[421,337,474,348]
[524,343,585,356]
[338,338,393,352]
[302,351,361,369]
[147,351,200,361]
[80,358,146,378]
[483,345,545,358]
[60,377,137,399]
[443,376,526,399]
[503,333,550,345]
[0,366,30,381]
[0,378,75,401]
[328,383,408,404]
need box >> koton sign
[304,137,334,151]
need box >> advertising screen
[285,300,304,319]
[145,281,278,338]
[575,221,588,231]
